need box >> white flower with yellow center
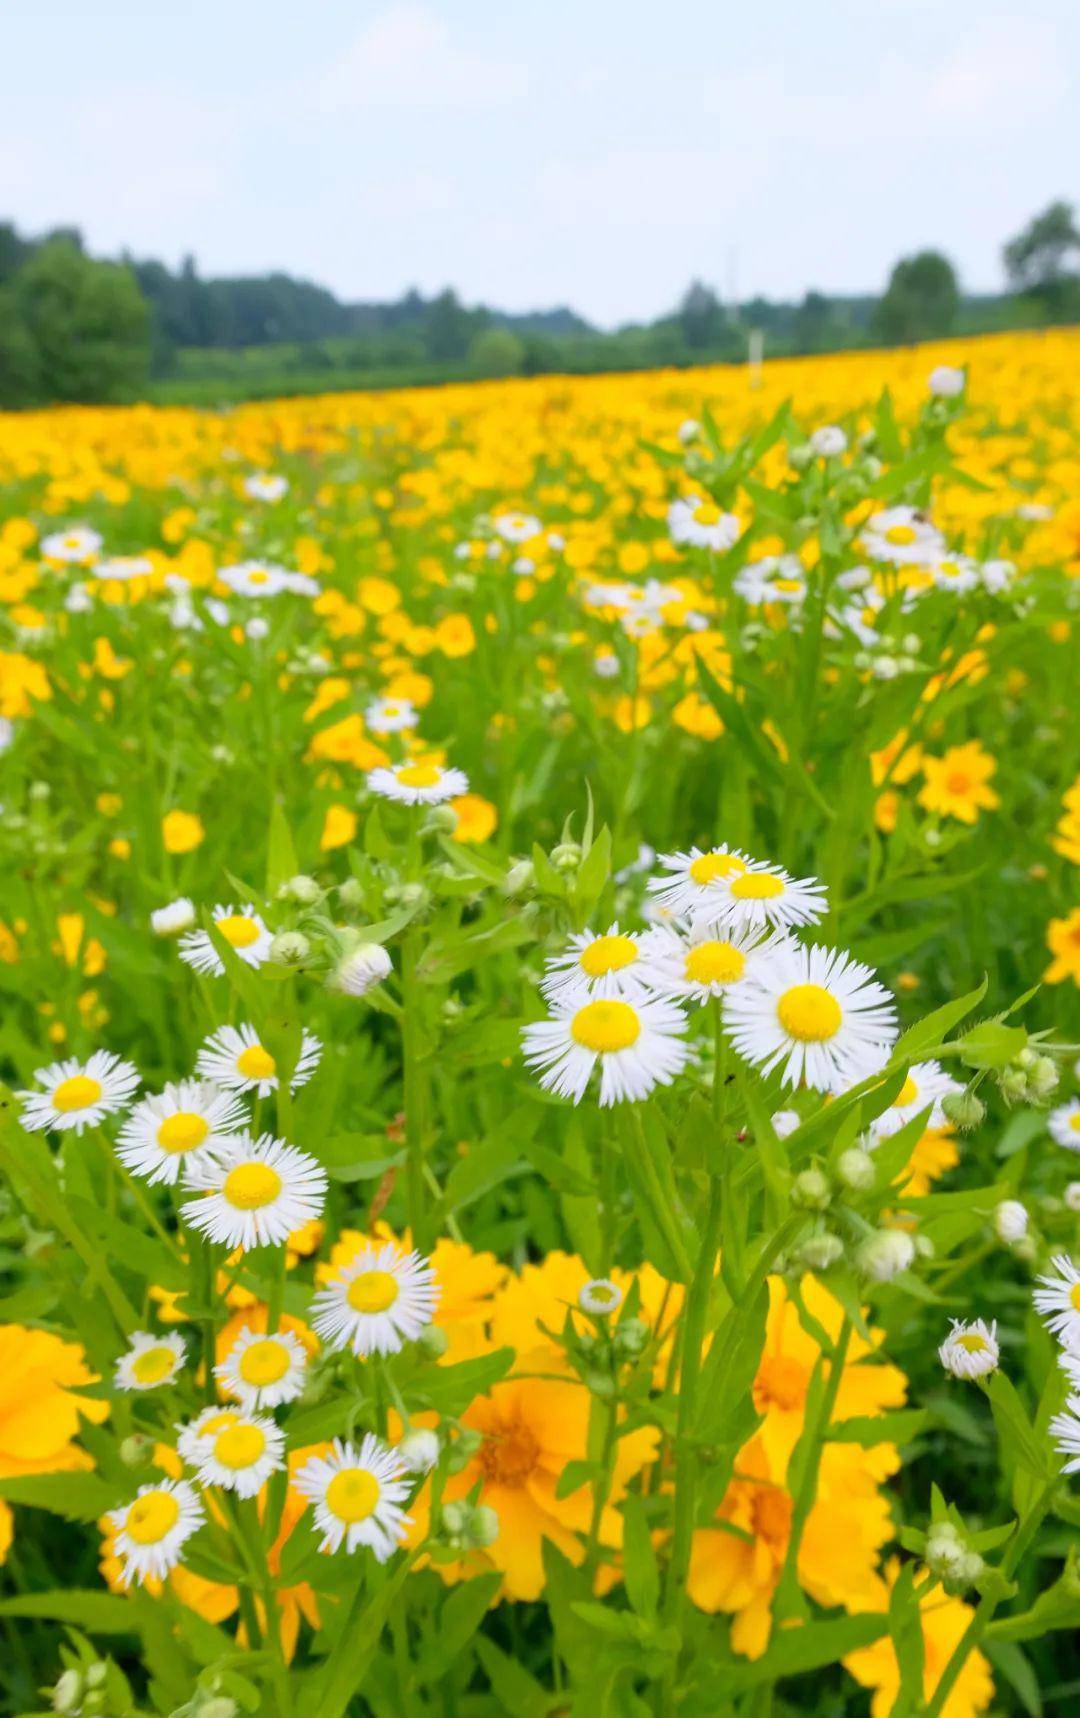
[106,1479,203,1587]
[706,860,828,933]
[219,560,290,598]
[95,556,153,582]
[723,941,897,1092]
[176,1404,247,1465]
[19,1050,140,1135]
[1034,1255,1080,1346]
[931,555,980,594]
[150,897,196,937]
[647,846,753,919]
[493,510,542,543]
[938,1319,999,1380]
[195,1022,322,1098]
[181,1133,327,1250]
[865,1060,961,1141]
[540,923,657,1005]
[114,1331,187,1393]
[41,526,102,564]
[187,1409,286,1498]
[1049,1100,1080,1153]
[367,761,469,805]
[667,496,741,553]
[642,920,782,1006]
[116,1079,247,1185]
[216,1326,308,1411]
[1049,1395,1080,1474]
[733,555,807,607]
[243,472,289,503]
[294,1434,411,1558]
[579,1278,623,1317]
[312,1241,440,1357]
[522,993,689,1106]
[860,506,944,567]
[365,696,419,734]
[178,904,274,977]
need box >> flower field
[1,328,1080,1716]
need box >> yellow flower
[320,803,357,850]
[918,742,999,824]
[0,650,50,718]
[0,1325,109,1485]
[306,714,388,771]
[435,613,476,657]
[844,1560,994,1717]
[672,692,724,739]
[162,809,205,854]
[319,1225,508,1363]
[450,793,497,844]
[1045,907,1080,985]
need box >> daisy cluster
[523,842,899,1107]
[1034,1257,1080,1474]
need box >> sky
[2,0,1078,327]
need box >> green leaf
[0,1471,122,1522]
[416,1348,515,1416]
[414,1573,502,1683]
[889,977,988,1066]
[622,1494,659,1619]
[887,1561,926,1716]
[827,1409,931,1447]
[266,797,299,894]
[0,1591,136,1633]
[986,1373,1055,1482]
[475,1635,553,1717]
[956,1020,1027,1071]
[720,1612,890,1688]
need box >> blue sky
[2,0,1077,324]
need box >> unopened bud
[798,1232,844,1271]
[417,1323,449,1359]
[52,1669,85,1714]
[424,804,458,834]
[837,1148,875,1191]
[270,930,311,967]
[441,1500,469,1536]
[857,1228,915,1282]
[120,1433,156,1468]
[278,874,321,905]
[445,1427,483,1475]
[792,1167,831,1210]
[337,877,364,909]
[1031,1056,1060,1100]
[994,1199,1028,1243]
[504,859,535,895]
[551,841,582,872]
[397,1428,440,1473]
[614,1317,649,1358]
[334,941,392,997]
[467,1504,500,1548]
[942,1090,986,1131]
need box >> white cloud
[320,4,525,111]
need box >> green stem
[663,1179,724,1622]
[627,1106,692,1282]
[772,1318,852,1624]
[400,930,429,1248]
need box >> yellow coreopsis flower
[162,809,205,854]
[1045,907,1080,985]
[320,803,357,850]
[0,1324,110,1564]
[844,1560,993,1717]
[918,742,1000,824]
[450,793,497,843]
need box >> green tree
[468,327,524,378]
[875,250,959,344]
[0,287,41,405]
[12,239,150,403]
[677,280,725,351]
[1004,201,1080,318]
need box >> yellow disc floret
[223,1163,282,1209]
[777,984,843,1043]
[688,851,747,886]
[125,1489,180,1545]
[214,1423,267,1469]
[157,1112,210,1153]
[396,763,441,788]
[579,934,638,977]
[347,1270,400,1314]
[326,1467,380,1523]
[730,872,785,901]
[238,1338,291,1386]
[217,915,260,949]
[570,999,641,1053]
[52,1075,103,1113]
[685,940,746,986]
[130,1345,177,1386]
[236,1044,276,1080]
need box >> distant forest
[1,202,1078,407]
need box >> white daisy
[810,425,847,458]
[365,696,419,734]
[219,560,291,598]
[150,897,196,937]
[733,555,807,607]
[178,904,274,977]
[980,558,1015,595]
[646,845,753,918]
[95,556,153,582]
[244,473,289,503]
[641,920,781,1006]
[294,1434,412,1559]
[860,506,944,567]
[522,992,689,1106]
[176,1404,247,1465]
[865,1060,962,1141]
[367,761,469,805]
[1034,1255,1080,1346]
[579,1278,623,1317]
[19,1050,140,1135]
[722,941,897,1093]
[931,555,981,595]
[41,526,102,564]
[187,1409,286,1498]
[928,365,965,398]
[107,1479,203,1587]
[283,570,320,597]
[116,1079,248,1186]
[493,510,542,543]
[1049,1100,1080,1152]
[195,1022,322,1098]
[938,1319,999,1380]
[540,923,658,1005]
[332,944,393,997]
[706,859,828,933]
[180,1133,327,1250]
[216,1326,308,1411]
[667,496,741,553]
[312,1241,440,1357]
[114,1331,187,1392]
[1049,1395,1080,1474]
[1058,1346,1080,1392]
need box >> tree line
[0,203,1078,408]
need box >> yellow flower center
[125,1489,180,1545]
[130,1345,177,1385]
[885,524,917,545]
[570,999,641,1054]
[776,983,842,1042]
[754,1354,808,1413]
[896,1076,919,1107]
[396,763,441,788]
[202,1410,241,1436]
[589,1283,617,1304]
[248,570,269,585]
[692,502,720,526]
[955,1333,987,1354]
[688,851,747,886]
[1070,1283,1080,1313]
[157,1111,210,1153]
[579,934,638,977]
[773,577,803,592]
[52,1074,103,1113]
[729,871,784,900]
[238,1338,292,1386]
[223,1162,282,1209]
[479,1420,539,1487]
[214,1423,267,1469]
[326,1467,380,1522]
[347,1270,400,1314]
[945,771,971,795]
[236,1044,276,1080]
[1071,1115,1080,1133]
[685,940,746,986]
[217,914,260,949]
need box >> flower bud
[942,1090,986,1131]
[397,1428,440,1473]
[856,1228,915,1282]
[1031,1056,1060,1099]
[788,444,813,470]
[445,1426,483,1475]
[197,1703,239,1718]
[504,859,535,896]
[270,930,311,967]
[416,1323,449,1359]
[120,1432,156,1468]
[994,1199,1028,1243]
[399,882,427,907]
[792,1167,831,1210]
[52,1669,85,1714]
[466,1504,500,1548]
[551,841,582,872]
[614,1317,649,1358]
[337,877,364,909]
[278,874,321,906]
[441,1500,469,1536]
[424,804,458,834]
[837,1148,875,1191]
[333,942,392,997]
[798,1232,844,1271]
